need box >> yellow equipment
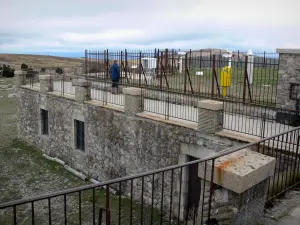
[220,66,232,97]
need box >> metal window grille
[75,120,85,151]
[41,109,49,135]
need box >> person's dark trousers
[111,79,119,94]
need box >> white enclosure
[141,57,157,69]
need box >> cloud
[0,0,299,53]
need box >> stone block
[72,79,89,87]
[124,88,143,115]
[39,75,51,80]
[276,48,300,54]
[123,87,142,96]
[198,108,223,134]
[198,100,223,111]
[15,70,26,87]
[198,148,275,194]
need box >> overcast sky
[0,0,299,53]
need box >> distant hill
[0,54,84,70]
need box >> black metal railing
[24,68,40,88]
[223,100,300,138]
[89,79,125,107]
[85,49,279,106]
[1,127,300,224]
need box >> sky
[0,0,299,54]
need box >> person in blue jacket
[110,60,121,94]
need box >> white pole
[247,49,254,85]
[228,52,232,68]
[179,56,183,73]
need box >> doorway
[187,156,201,216]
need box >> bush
[40,68,46,72]
[21,63,28,70]
[56,67,63,74]
[26,67,38,78]
[0,64,15,77]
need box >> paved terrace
[24,81,297,149]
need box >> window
[75,120,85,151]
[41,109,49,135]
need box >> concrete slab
[277,215,300,225]
[290,207,300,219]
[198,149,276,193]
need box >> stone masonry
[276,49,300,110]
[16,74,275,225]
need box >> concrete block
[198,100,223,111]
[123,87,141,96]
[15,70,26,75]
[72,79,89,87]
[198,148,276,194]
[39,75,51,80]
[276,49,300,54]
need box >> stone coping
[198,99,223,111]
[123,87,142,96]
[39,75,51,80]
[198,148,275,194]
[85,100,125,113]
[137,112,198,130]
[48,91,75,101]
[276,49,300,54]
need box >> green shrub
[0,64,15,77]
[21,63,28,70]
[56,67,63,74]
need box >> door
[187,156,201,216]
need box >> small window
[41,109,49,135]
[75,120,85,151]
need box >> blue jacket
[110,63,120,80]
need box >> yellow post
[220,66,232,97]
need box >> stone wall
[276,49,300,110]
[16,86,242,221]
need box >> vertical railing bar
[169,169,174,225]
[79,191,82,225]
[93,188,96,225]
[130,179,133,225]
[119,182,122,225]
[13,205,16,225]
[48,198,52,225]
[207,159,216,220]
[151,173,155,225]
[141,177,144,225]
[200,161,207,225]
[177,167,183,225]
[31,201,35,225]
[160,172,165,225]
[106,185,111,225]
[64,194,67,225]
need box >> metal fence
[24,68,40,88]
[223,101,299,138]
[89,79,125,106]
[142,88,198,122]
[85,49,279,106]
[1,127,300,225]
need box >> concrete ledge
[48,91,75,101]
[15,70,26,75]
[198,148,275,194]
[123,87,141,96]
[198,99,223,111]
[276,49,300,54]
[39,75,51,80]
[86,100,125,113]
[72,79,89,87]
[137,112,198,130]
